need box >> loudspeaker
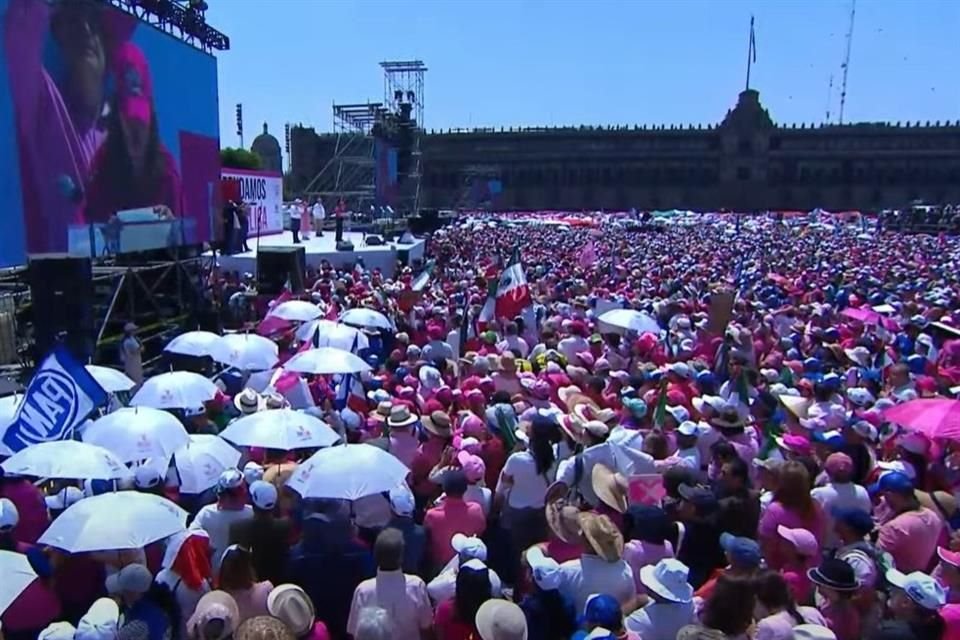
[365,235,384,246]
[256,246,306,295]
[336,241,355,251]
[396,248,410,267]
[29,255,93,362]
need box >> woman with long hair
[83,41,181,225]
[757,461,825,569]
[499,416,559,568]
[752,570,827,640]
[681,573,756,640]
[433,560,492,639]
[217,546,273,624]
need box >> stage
[210,231,427,275]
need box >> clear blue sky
[207,0,960,151]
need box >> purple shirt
[624,540,674,592]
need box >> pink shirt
[624,540,674,592]
[877,507,943,573]
[304,621,331,640]
[942,603,960,640]
[424,498,486,568]
[0,479,50,544]
[346,570,433,639]
[757,501,825,569]
[755,607,827,640]
[819,601,860,640]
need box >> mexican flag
[477,278,498,326]
[494,248,531,319]
[411,260,435,292]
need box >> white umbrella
[296,321,370,352]
[0,550,37,615]
[270,300,322,322]
[39,492,188,553]
[339,308,394,331]
[0,440,132,480]
[220,409,339,450]
[171,434,241,494]
[84,365,136,393]
[598,309,661,335]
[284,347,372,376]
[130,372,218,409]
[164,331,221,357]
[83,407,190,463]
[210,334,279,371]
[286,444,410,501]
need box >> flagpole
[745,15,755,91]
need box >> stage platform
[210,231,426,275]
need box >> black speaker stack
[256,246,306,295]
[29,255,94,362]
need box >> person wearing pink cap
[83,41,182,224]
[811,452,871,550]
[776,525,819,604]
[936,546,960,604]
[758,461,826,570]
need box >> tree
[220,147,262,170]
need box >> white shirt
[289,204,301,220]
[811,481,872,548]
[502,451,556,509]
[497,335,530,358]
[557,441,634,506]
[312,202,326,220]
[156,569,210,636]
[190,504,254,571]
[558,554,636,613]
[558,336,590,364]
[625,600,697,640]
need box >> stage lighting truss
[101,0,230,53]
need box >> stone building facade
[291,90,960,212]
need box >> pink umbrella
[883,398,960,441]
[256,316,291,337]
[840,307,900,331]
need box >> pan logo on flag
[14,369,79,446]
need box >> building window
[738,138,753,154]
[737,167,751,181]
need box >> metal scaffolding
[381,60,427,215]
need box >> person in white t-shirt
[312,198,326,236]
[190,470,254,572]
[289,199,302,243]
[811,452,871,550]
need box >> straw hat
[558,385,599,414]
[233,388,263,415]
[422,410,452,437]
[779,395,812,420]
[578,512,624,562]
[573,404,618,426]
[387,405,418,428]
[545,500,583,544]
[475,600,527,640]
[370,401,393,421]
[266,584,315,636]
[558,413,585,443]
[591,463,629,513]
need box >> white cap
[677,421,702,437]
[846,387,876,407]
[388,485,415,516]
[114,563,153,594]
[666,405,690,423]
[526,546,562,591]
[0,497,19,530]
[451,533,487,562]
[217,468,244,492]
[249,481,278,510]
[886,569,946,610]
[46,486,84,511]
[877,459,917,480]
[134,465,163,490]
[76,598,120,640]
[667,362,692,379]
[38,622,77,640]
[243,461,264,484]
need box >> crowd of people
[5,213,960,640]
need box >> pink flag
[628,474,666,506]
[579,241,597,268]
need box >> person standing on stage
[290,198,302,243]
[120,322,143,385]
[335,198,346,243]
[312,198,326,237]
[238,202,251,252]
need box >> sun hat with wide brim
[386,405,418,428]
[233,388,263,415]
[266,584,315,636]
[422,411,453,438]
[709,408,747,429]
[558,386,599,414]
[638,558,695,604]
[807,558,861,592]
[545,500,583,544]
[573,404,618,426]
[579,511,624,563]
[475,599,528,640]
[591,463,628,514]
[558,413,585,443]
[779,395,812,420]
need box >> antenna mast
[825,74,834,123]
[838,0,856,124]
